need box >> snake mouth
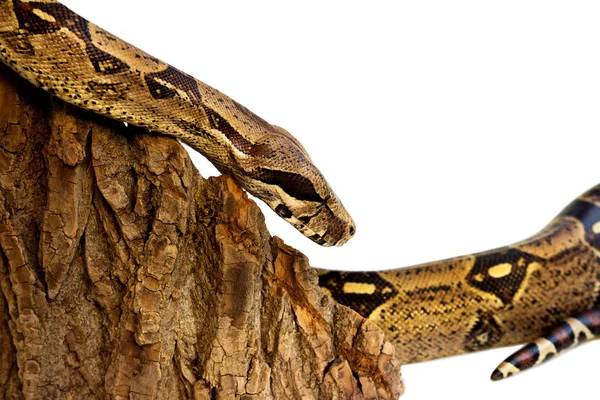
[309,219,356,247]
[272,197,355,247]
[296,218,347,247]
[309,234,328,246]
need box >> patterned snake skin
[1,0,598,383]
[320,185,600,379]
[0,0,355,247]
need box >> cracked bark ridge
[0,64,403,399]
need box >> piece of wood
[0,64,403,399]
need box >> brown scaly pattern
[320,184,600,372]
[0,0,355,247]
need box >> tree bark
[0,64,403,400]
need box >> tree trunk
[0,64,403,399]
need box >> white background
[63,1,600,398]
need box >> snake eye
[275,204,292,219]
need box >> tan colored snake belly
[1,0,598,384]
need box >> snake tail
[491,309,600,380]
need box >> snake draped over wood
[0,0,356,247]
[1,0,599,391]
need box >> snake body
[1,0,598,386]
[320,185,600,379]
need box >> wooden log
[0,64,403,399]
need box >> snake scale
[0,0,598,388]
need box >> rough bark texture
[0,64,403,399]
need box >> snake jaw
[295,199,355,247]
[272,196,355,247]
[297,214,356,247]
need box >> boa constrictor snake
[0,0,598,389]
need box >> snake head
[274,194,356,247]
[211,118,355,246]
[249,167,356,247]
[266,126,356,246]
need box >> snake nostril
[349,226,356,236]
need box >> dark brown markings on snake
[575,309,600,336]
[595,275,600,308]
[318,272,398,318]
[201,105,270,157]
[505,342,540,371]
[559,199,600,250]
[275,204,292,219]
[144,65,202,105]
[492,309,600,380]
[466,248,544,305]
[310,234,326,245]
[546,319,576,351]
[256,168,322,203]
[14,2,129,74]
[464,311,502,352]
